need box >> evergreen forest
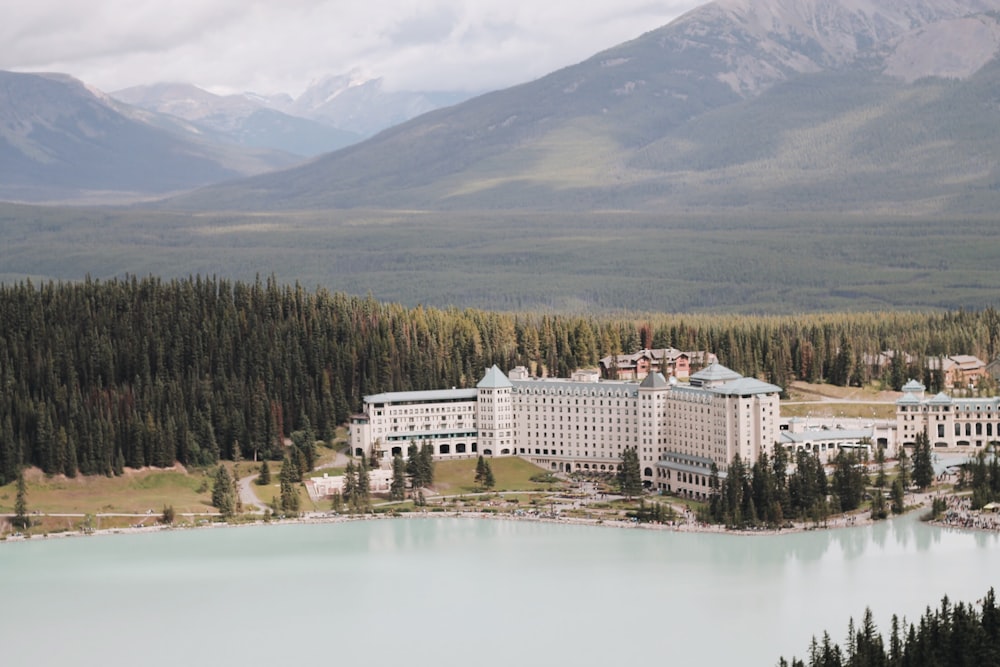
[2,275,1000,485]
[779,590,1000,667]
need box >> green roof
[690,362,741,385]
[639,372,670,389]
[477,365,513,389]
[709,377,782,396]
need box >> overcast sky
[1,0,704,96]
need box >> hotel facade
[896,379,1000,450]
[350,363,781,499]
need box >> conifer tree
[874,445,887,489]
[211,465,235,518]
[419,443,434,487]
[355,455,371,512]
[390,454,406,501]
[475,455,487,488]
[898,446,911,490]
[232,464,243,514]
[279,457,300,516]
[13,468,29,530]
[890,477,906,515]
[258,460,271,486]
[912,430,935,490]
[406,443,421,487]
[343,460,357,510]
[483,460,495,490]
[617,447,642,500]
[870,489,888,521]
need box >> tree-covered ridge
[780,590,1000,667]
[2,276,1000,485]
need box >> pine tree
[355,455,371,512]
[279,457,300,516]
[475,455,486,488]
[419,443,434,487]
[258,459,271,486]
[874,445,887,489]
[890,477,906,515]
[211,465,235,518]
[232,464,243,514]
[897,446,911,490]
[483,458,495,490]
[912,430,935,490]
[343,460,357,511]
[390,453,406,501]
[870,489,888,520]
[617,447,642,500]
[406,443,421,487]
[13,467,29,530]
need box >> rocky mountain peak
[670,0,1000,95]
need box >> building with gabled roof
[599,348,717,380]
[350,362,782,498]
[926,355,987,389]
[895,378,1000,451]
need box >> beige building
[779,417,896,463]
[896,379,1000,450]
[654,364,781,500]
[349,387,480,461]
[350,363,783,496]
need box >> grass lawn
[782,381,899,419]
[659,495,707,514]
[0,466,215,516]
[431,457,568,496]
[251,481,317,513]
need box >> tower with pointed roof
[638,372,671,478]
[348,361,785,498]
[477,365,514,456]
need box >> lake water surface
[2,515,999,666]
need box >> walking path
[238,473,269,512]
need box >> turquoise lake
[2,515,998,666]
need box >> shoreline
[0,500,909,543]
[8,489,979,544]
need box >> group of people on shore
[934,495,1000,532]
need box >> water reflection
[3,516,1000,667]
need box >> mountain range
[0,69,473,203]
[3,0,1000,313]
[0,71,301,203]
[164,0,1000,214]
[111,74,473,157]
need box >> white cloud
[0,0,703,95]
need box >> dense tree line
[957,450,1000,510]
[780,590,1000,667]
[705,448,875,528]
[2,276,1000,484]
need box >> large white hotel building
[350,363,781,499]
